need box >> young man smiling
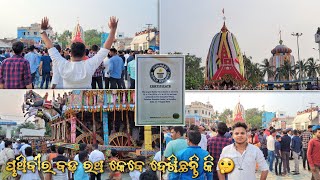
[217,122,268,180]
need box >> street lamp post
[292,32,303,89]
[309,102,315,123]
[313,48,320,61]
[146,24,152,49]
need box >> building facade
[130,29,159,51]
[262,111,276,129]
[185,101,215,126]
[17,23,54,45]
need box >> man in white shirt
[88,143,105,180]
[0,139,5,152]
[217,122,268,180]
[19,140,31,156]
[40,16,118,89]
[51,44,63,89]
[198,125,208,151]
[267,129,276,172]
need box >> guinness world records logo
[150,63,171,84]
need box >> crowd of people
[0,16,157,90]
[0,138,160,180]
[162,122,320,180]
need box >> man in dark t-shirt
[39,49,52,89]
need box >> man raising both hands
[40,16,118,89]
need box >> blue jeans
[268,150,275,171]
[40,72,51,89]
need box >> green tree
[185,54,205,90]
[276,60,296,81]
[305,57,319,78]
[218,109,233,123]
[245,108,262,128]
[84,29,102,47]
[45,123,51,136]
[295,59,306,80]
[260,58,275,81]
[57,30,72,49]
[243,55,263,88]
[16,122,36,134]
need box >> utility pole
[292,32,303,89]
[146,24,152,49]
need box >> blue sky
[185,91,320,116]
[160,0,320,64]
[0,0,158,38]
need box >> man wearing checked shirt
[0,41,33,89]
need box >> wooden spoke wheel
[75,133,104,145]
[109,132,137,159]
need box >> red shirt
[307,138,320,167]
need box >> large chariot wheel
[109,132,137,159]
[75,133,104,145]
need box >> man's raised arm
[40,17,54,49]
[103,16,118,49]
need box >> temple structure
[233,99,245,123]
[72,21,84,43]
[205,21,246,88]
[269,35,295,81]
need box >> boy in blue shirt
[74,151,89,180]
[176,130,213,180]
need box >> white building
[185,101,215,125]
[292,107,320,130]
[130,31,158,51]
[270,111,294,129]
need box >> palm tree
[295,60,306,80]
[260,58,275,81]
[275,61,296,81]
[305,57,319,79]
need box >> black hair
[50,145,56,152]
[25,147,33,156]
[308,125,314,129]
[139,170,158,180]
[217,122,228,136]
[293,130,298,135]
[110,48,117,54]
[91,45,99,52]
[269,126,274,131]
[111,149,117,157]
[173,126,185,136]
[276,135,281,139]
[232,122,248,131]
[85,49,89,56]
[12,42,24,55]
[44,49,48,54]
[71,42,86,58]
[187,130,201,145]
[79,143,87,151]
[93,143,99,149]
[57,146,64,154]
[136,156,146,163]
[148,48,154,51]
[79,150,88,162]
[54,44,62,53]
[29,45,35,51]
[5,140,12,147]
[126,49,131,54]
[189,125,199,131]
[270,129,276,134]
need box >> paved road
[256,158,312,180]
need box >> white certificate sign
[136,55,185,125]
